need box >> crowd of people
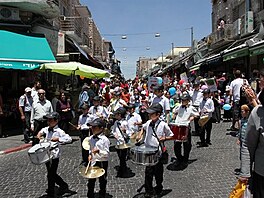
[13,68,264,197]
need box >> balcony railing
[60,16,82,42]
[209,24,234,44]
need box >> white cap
[25,87,32,92]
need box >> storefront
[0,30,56,133]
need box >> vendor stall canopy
[0,30,56,70]
[40,62,110,79]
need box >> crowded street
[1,121,240,198]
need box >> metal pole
[171,43,174,57]
[161,52,164,68]
[191,27,194,51]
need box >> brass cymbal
[115,143,134,150]
[79,166,105,179]
[82,137,91,151]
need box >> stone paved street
[0,121,240,198]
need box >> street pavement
[0,121,240,198]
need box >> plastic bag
[229,180,247,198]
[242,185,251,198]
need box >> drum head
[82,137,91,151]
[28,142,50,153]
[134,145,158,153]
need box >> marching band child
[172,93,199,169]
[112,107,129,177]
[37,112,72,198]
[136,103,174,197]
[86,118,110,198]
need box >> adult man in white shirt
[151,85,170,123]
[229,70,248,131]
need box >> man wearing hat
[151,85,170,123]
[198,88,214,147]
[37,112,72,197]
[136,103,174,197]
[88,96,108,119]
[18,87,34,143]
[172,93,199,169]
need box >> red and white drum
[169,123,189,142]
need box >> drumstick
[69,122,78,129]
[85,161,91,175]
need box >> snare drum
[169,123,189,142]
[130,145,161,166]
[28,142,53,165]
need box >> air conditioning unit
[233,18,241,36]
[0,6,20,21]
[240,11,254,36]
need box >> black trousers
[253,171,264,198]
[22,112,31,142]
[80,129,90,163]
[200,118,213,144]
[45,158,68,196]
[116,148,128,173]
[194,117,201,134]
[174,129,192,163]
[87,161,108,198]
[32,120,47,146]
[145,161,163,194]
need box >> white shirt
[88,105,108,119]
[126,112,142,136]
[143,119,173,149]
[19,94,33,112]
[39,125,72,159]
[200,98,215,118]
[173,105,199,126]
[112,119,129,145]
[230,78,248,102]
[78,113,94,130]
[191,90,203,107]
[108,98,126,112]
[151,95,170,120]
[89,133,110,163]
[31,87,38,102]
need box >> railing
[209,24,234,44]
[60,16,82,39]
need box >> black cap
[180,93,190,100]
[153,85,164,91]
[127,103,136,109]
[202,88,210,94]
[93,96,100,101]
[146,103,163,114]
[88,118,105,128]
[81,104,89,110]
[113,107,127,116]
[43,112,60,120]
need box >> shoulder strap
[116,121,129,143]
[151,120,164,150]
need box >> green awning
[223,47,249,62]
[189,63,201,72]
[250,44,264,57]
[0,30,56,70]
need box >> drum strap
[150,120,165,151]
[116,122,129,143]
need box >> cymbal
[79,166,105,179]
[115,143,134,150]
[82,137,91,151]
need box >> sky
[81,0,212,79]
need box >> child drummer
[86,118,110,198]
[136,103,174,197]
[172,92,199,169]
[112,107,129,177]
[37,112,72,198]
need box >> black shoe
[206,142,212,145]
[196,141,202,145]
[154,186,163,195]
[57,186,69,195]
[197,143,208,148]
[99,190,106,198]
